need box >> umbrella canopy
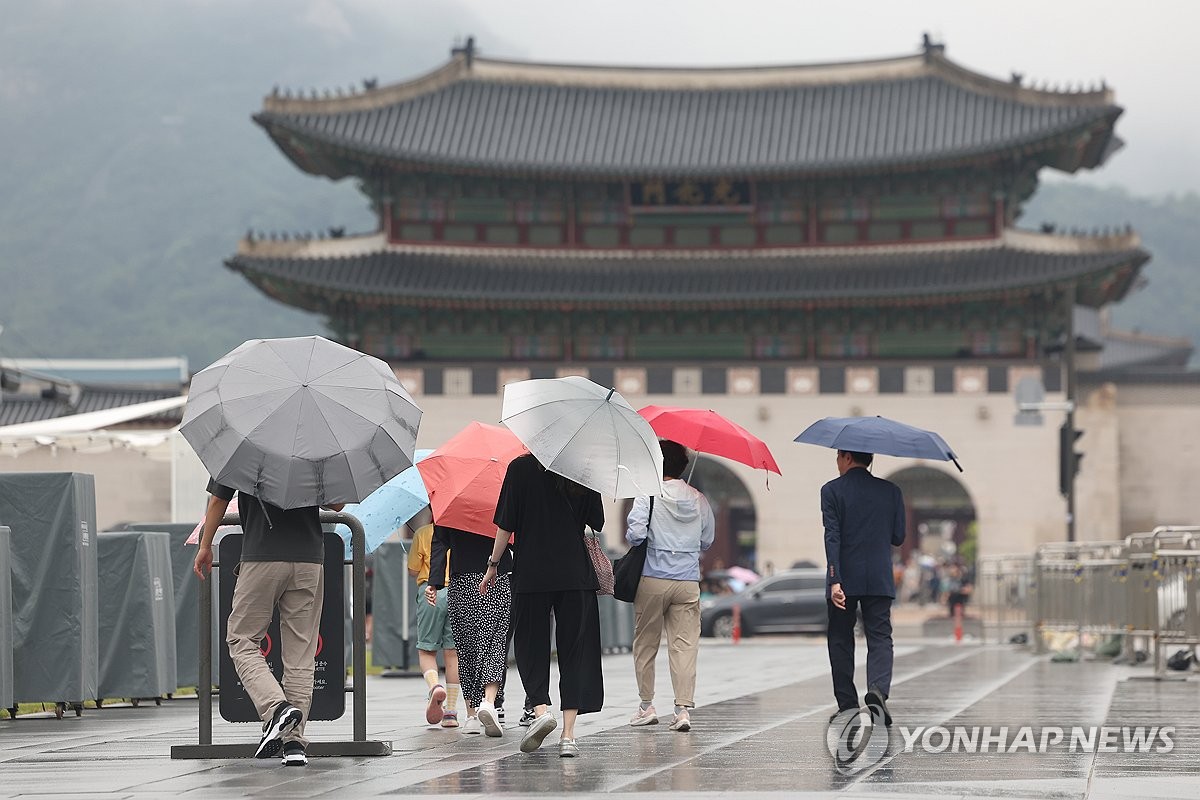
[417,422,526,538]
[638,405,781,474]
[180,335,421,508]
[501,376,663,499]
[186,495,241,545]
[335,448,434,553]
[708,566,761,585]
[188,451,434,555]
[794,416,962,471]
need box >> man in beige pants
[624,440,715,731]
[194,479,342,766]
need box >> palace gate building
[221,37,1197,569]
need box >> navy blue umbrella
[794,416,962,471]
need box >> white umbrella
[501,376,663,499]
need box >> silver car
[700,569,828,638]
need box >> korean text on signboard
[630,179,751,209]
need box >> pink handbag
[585,527,615,596]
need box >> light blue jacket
[625,479,715,581]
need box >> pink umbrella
[186,495,240,544]
[726,566,760,584]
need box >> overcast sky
[321,0,1199,197]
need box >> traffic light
[1058,422,1084,498]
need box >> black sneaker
[256,703,303,758]
[496,705,505,725]
[864,686,892,727]
[518,707,537,727]
[281,741,307,767]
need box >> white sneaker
[461,715,483,735]
[477,702,504,737]
[519,712,558,753]
[629,705,658,727]
[669,710,691,732]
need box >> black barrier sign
[218,533,345,723]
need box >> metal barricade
[1018,526,1200,674]
[1123,531,1160,664]
[1147,528,1200,677]
[1032,541,1127,654]
[976,554,1033,644]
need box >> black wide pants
[513,589,604,713]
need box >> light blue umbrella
[794,417,962,471]
[334,448,434,555]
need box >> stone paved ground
[1,637,1196,799]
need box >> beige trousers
[632,576,700,708]
[226,561,324,745]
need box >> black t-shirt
[428,525,513,588]
[492,453,604,594]
[207,479,323,565]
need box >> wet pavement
[0,637,1196,799]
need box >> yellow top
[407,524,449,586]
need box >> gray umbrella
[180,336,421,509]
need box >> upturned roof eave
[259,48,1116,115]
[224,237,1149,312]
[256,106,1121,183]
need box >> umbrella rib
[237,387,301,441]
[504,395,597,418]
[543,401,609,467]
[305,356,370,387]
[311,385,412,438]
[609,405,623,490]
[300,389,344,462]
[217,363,302,387]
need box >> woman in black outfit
[427,525,513,737]
[480,453,604,758]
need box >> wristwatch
[487,557,501,568]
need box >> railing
[1032,541,1128,654]
[979,526,1200,677]
[976,554,1034,644]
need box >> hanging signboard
[218,533,345,723]
[630,178,752,211]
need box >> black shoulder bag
[613,496,652,603]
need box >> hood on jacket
[658,479,704,525]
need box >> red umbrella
[416,422,527,538]
[637,405,782,474]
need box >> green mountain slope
[1023,181,1200,355]
[0,0,483,368]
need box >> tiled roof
[1099,332,1193,371]
[255,49,1121,179]
[0,388,184,428]
[227,230,1148,310]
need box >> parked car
[700,569,828,638]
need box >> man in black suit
[822,449,905,724]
